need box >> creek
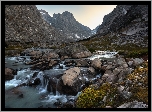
[5,55,105,108]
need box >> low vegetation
[127,61,148,104]
[76,61,148,108]
[78,33,148,58]
[76,82,118,108]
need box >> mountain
[96,5,148,48]
[5,5,68,48]
[39,10,93,41]
[78,5,148,54]
[91,25,100,35]
[97,5,148,47]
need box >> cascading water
[56,79,60,96]
[5,68,36,90]
[5,55,104,108]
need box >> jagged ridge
[39,10,94,41]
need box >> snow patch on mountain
[75,34,80,38]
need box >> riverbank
[5,45,148,108]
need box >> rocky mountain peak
[39,10,93,41]
[62,11,74,17]
[94,5,148,49]
[5,5,71,49]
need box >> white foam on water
[5,79,22,90]
[42,94,67,104]
[6,57,17,61]
[5,69,39,90]
[16,68,38,80]
[38,87,47,94]
[96,73,101,78]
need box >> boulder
[29,50,42,56]
[49,60,58,68]
[72,51,92,59]
[75,59,90,67]
[116,58,126,66]
[47,52,59,59]
[61,56,69,61]
[91,58,102,70]
[28,78,41,86]
[117,101,148,108]
[62,67,80,86]
[132,58,144,67]
[101,73,118,83]
[88,67,96,75]
[5,68,15,80]
[58,43,92,58]
[58,67,97,95]
[64,59,75,67]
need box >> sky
[36,5,117,30]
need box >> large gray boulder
[62,67,80,86]
[57,43,92,58]
[5,68,17,81]
[57,67,97,95]
[91,58,102,70]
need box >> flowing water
[5,53,116,108]
[5,56,86,108]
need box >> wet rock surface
[4,4,148,108]
[5,68,17,81]
[5,52,148,108]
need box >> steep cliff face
[97,5,132,35]
[96,5,148,48]
[5,5,67,48]
[91,25,100,35]
[39,10,93,41]
[79,5,148,54]
[97,5,148,35]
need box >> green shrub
[76,83,117,108]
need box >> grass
[78,33,148,58]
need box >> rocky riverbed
[5,45,148,108]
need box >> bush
[88,48,96,53]
[127,61,148,104]
[75,83,117,108]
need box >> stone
[58,43,92,58]
[75,59,90,67]
[5,68,15,80]
[91,58,102,70]
[88,67,96,75]
[47,52,59,59]
[122,63,128,68]
[117,101,148,108]
[72,51,92,59]
[18,93,24,98]
[132,58,144,67]
[62,67,80,86]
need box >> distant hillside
[96,5,148,48]
[5,5,68,49]
[78,5,148,58]
[39,10,94,41]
